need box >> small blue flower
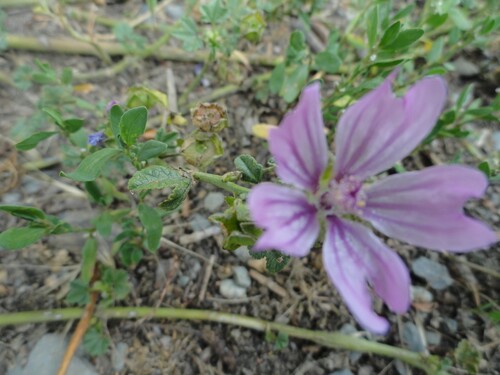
[106,100,119,112]
[88,131,106,146]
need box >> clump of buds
[191,103,228,132]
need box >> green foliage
[172,17,204,51]
[16,131,58,151]
[249,250,291,273]
[81,238,97,284]
[119,107,148,146]
[113,23,147,51]
[138,204,162,252]
[454,340,480,375]
[234,155,264,183]
[0,227,47,250]
[83,326,110,357]
[61,148,123,182]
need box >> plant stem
[4,34,281,67]
[193,171,250,195]
[178,52,215,106]
[0,307,438,373]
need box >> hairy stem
[192,171,250,195]
[0,307,439,373]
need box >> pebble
[331,370,353,375]
[2,192,21,204]
[445,318,458,334]
[358,365,374,375]
[492,131,500,151]
[233,266,251,288]
[411,286,433,303]
[177,275,190,287]
[452,57,480,77]
[8,334,98,375]
[185,259,202,280]
[189,213,211,231]
[234,246,252,262]
[111,342,128,372]
[402,323,425,352]
[22,176,42,194]
[426,331,442,346]
[203,192,225,212]
[219,279,247,299]
[411,257,453,290]
[165,4,184,20]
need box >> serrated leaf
[200,0,228,24]
[66,279,90,306]
[0,205,46,221]
[234,154,264,183]
[83,326,110,356]
[138,203,163,252]
[128,165,191,212]
[81,238,97,284]
[61,148,123,182]
[286,30,307,63]
[16,131,58,151]
[172,17,203,51]
[119,106,148,146]
[0,227,46,250]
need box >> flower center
[319,176,366,216]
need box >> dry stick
[56,268,99,375]
[198,255,216,302]
[5,34,281,67]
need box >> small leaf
[138,203,163,252]
[0,205,46,221]
[383,28,423,50]
[83,326,110,356]
[449,8,472,30]
[63,118,84,133]
[286,30,307,63]
[42,108,64,127]
[16,131,58,151]
[128,165,191,212]
[172,17,203,51]
[137,140,169,161]
[109,104,124,142]
[66,279,90,305]
[314,50,341,74]
[478,161,491,177]
[81,238,97,284]
[119,106,148,146]
[0,227,46,250]
[234,154,264,183]
[92,212,114,237]
[282,64,309,103]
[224,230,255,251]
[269,63,285,95]
[119,243,143,266]
[379,21,401,47]
[61,148,123,182]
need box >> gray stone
[185,259,202,280]
[453,57,480,77]
[411,286,433,303]
[492,131,500,151]
[22,176,42,194]
[234,246,252,262]
[394,360,409,375]
[2,192,21,204]
[331,370,354,375]
[233,266,251,288]
[426,331,442,346]
[178,275,190,287]
[189,213,211,231]
[11,334,97,375]
[111,342,128,371]
[219,279,247,299]
[445,318,458,333]
[412,257,453,290]
[165,4,184,20]
[402,323,425,353]
[358,365,374,375]
[203,192,225,212]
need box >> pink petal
[269,82,328,192]
[364,165,498,252]
[323,217,410,334]
[334,73,447,180]
[248,183,320,257]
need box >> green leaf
[0,227,46,250]
[119,243,143,266]
[16,131,58,151]
[119,106,148,146]
[92,212,114,237]
[393,4,415,20]
[426,14,448,29]
[63,118,84,133]
[314,50,341,74]
[81,238,97,284]
[61,67,73,84]
[66,279,90,306]
[249,250,290,273]
[449,8,472,30]
[83,326,110,357]
[379,21,401,47]
[224,231,255,251]
[200,0,228,24]
[286,30,308,63]
[382,28,423,50]
[61,148,123,182]
[282,64,309,103]
[109,104,123,142]
[269,63,285,95]
[127,86,168,109]
[42,108,64,127]
[137,140,169,161]
[138,203,163,252]
[427,36,445,64]
[478,161,491,177]
[454,339,480,374]
[456,84,474,110]
[366,5,379,48]
[0,205,46,221]
[101,268,130,301]
[234,154,264,183]
[172,17,203,51]
[128,165,191,212]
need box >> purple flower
[88,131,106,146]
[105,100,119,112]
[248,72,498,334]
